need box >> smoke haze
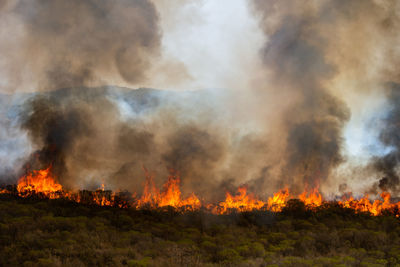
[1,0,400,200]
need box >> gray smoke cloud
[0,93,33,184]
[369,83,400,194]
[250,0,400,195]
[0,0,161,91]
[2,0,400,201]
[250,0,351,193]
[16,87,265,201]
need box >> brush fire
[2,164,399,217]
[3,0,400,265]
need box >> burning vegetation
[3,164,400,217]
[2,0,400,265]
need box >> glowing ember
[0,188,10,194]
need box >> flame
[210,187,399,215]
[267,188,290,212]
[299,188,322,207]
[0,188,10,194]
[136,169,159,207]
[92,190,113,206]
[17,166,62,199]
[338,192,400,216]
[2,165,400,216]
[215,186,266,214]
[137,169,200,210]
[88,183,115,206]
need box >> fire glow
[3,166,400,216]
[17,166,62,199]
[136,168,201,210]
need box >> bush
[1,196,400,266]
[127,257,152,267]
[217,248,242,263]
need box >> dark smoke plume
[13,85,278,201]
[371,83,400,193]
[1,0,161,91]
[14,87,227,199]
[250,0,400,195]
[251,0,351,192]
[3,0,400,200]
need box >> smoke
[250,0,400,194]
[0,0,161,92]
[18,87,157,190]
[10,88,237,199]
[250,0,351,192]
[370,83,400,193]
[0,93,33,183]
[2,0,400,200]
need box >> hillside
[1,194,399,267]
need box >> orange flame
[299,188,322,207]
[137,170,200,210]
[215,186,266,214]
[17,166,62,199]
[0,188,10,194]
[2,165,400,216]
[338,192,400,216]
[267,188,290,212]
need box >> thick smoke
[251,0,351,192]
[0,93,33,183]
[18,88,156,190]
[2,0,400,200]
[249,0,400,195]
[0,0,161,91]
[370,84,400,193]
[16,87,249,200]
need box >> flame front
[17,166,63,199]
[215,186,266,214]
[267,188,290,212]
[137,169,200,210]
[4,165,400,216]
[299,188,322,207]
[339,192,400,216]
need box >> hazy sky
[151,0,264,91]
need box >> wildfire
[137,169,201,210]
[17,166,63,199]
[215,186,266,214]
[211,187,400,216]
[0,188,10,194]
[299,188,322,207]
[339,192,400,216]
[212,187,322,214]
[267,188,290,212]
[2,165,400,216]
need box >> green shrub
[127,257,152,267]
[217,248,242,263]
